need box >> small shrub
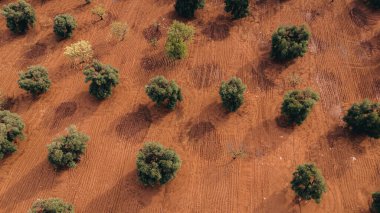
[0,110,25,159]
[219,77,246,112]
[2,0,36,34]
[53,14,77,39]
[165,21,194,59]
[85,0,91,4]
[64,40,93,64]
[47,125,89,170]
[291,163,326,204]
[29,198,74,213]
[362,0,380,9]
[343,100,380,139]
[83,60,119,100]
[371,192,380,213]
[91,5,106,21]
[18,66,51,97]
[281,89,319,125]
[271,25,310,61]
[136,142,181,187]
[175,0,205,18]
[287,73,303,88]
[224,0,249,19]
[111,21,128,41]
[145,76,183,109]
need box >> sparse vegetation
[165,21,195,59]
[224,0,249,19]
[111,21,128,41]
[174,0,205,18]
[219,77,246,112]
[29,198,74,213]
[91,5,106,21]
[136,142,181,187]
[371,192,380,213]
[47,125,89,170]
[0,110,25,160]
[83,60,119,100]
[271,25,310,61]
[287,73,303,88]
[145,76,183,109]
[343,100,380,139]
[281,89,319,125]
[53,14,77,39]
[18,66,51,97]
[2,0,36,34]
[64,40,94,64]
[291,163,326,204]
[362,0,380,9]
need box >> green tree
[291,163,326,204]
[136,142,181,187]
[53,14,77,39]
[175,0,205,18]
[145,76,183,109]
[343,100,380,139]
[47,125,89,170]
[362,0,380,9]
[29,198,74,213]
[224,0,249,19]
[0,110,25,159]
[83,60,119,100]
[165,21,194,59]
[271,25,310,61]
[281,89,319,125]
[219,77,246,112]
[18,66,51,97]
[2,0,36,34]
[371,192,380,213]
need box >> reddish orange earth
[0,0,379,212]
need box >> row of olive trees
[175,0,249,19]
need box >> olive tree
[174,0,205,18]
[53,14,77,39]
[29,198,74,213]
[111,21,128,41]
[91,5,106,21]
[18,66,51,97]
[362,0,380,9]
[271,25,310,61]
[137,142,181,187]
[291,163,326,204]
[145,76,183,109]
[83,60,119,100]
[219,77,246,112]
[47,125,89,170]
[225,0,249,19]
[281,89,319,125]
[371,192,380,213]
[343,100,380,139]
[64,40,94,64]
[165,21,194,59]
[0,110,25,159]
[2,0,36,34]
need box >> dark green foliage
[2,0,36,34]
[145,76,183,110]
[219,77,246,112]
[0,110,25,159]
[47,125,89,170]
[83,60,119,100]
[281,89,319,125]
[271,25,310,61]
[18,66,51,97]
[165,21,194,59]
[371,192,380,213]
[343,100,380,139]
[29,198,74,213]
[136,142,181,187]
[85,0,91,4]
[53,14,77,39]
[174,0,204,18]
[291,163,326,204]
[224,0,249,19]
[362,0,380,9]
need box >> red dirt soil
[0,0,379,212]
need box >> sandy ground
[0,0,379,212]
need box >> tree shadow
[201,15,233,41]
[84,170,159,212]
[253,187,297,212]
[140,51,176,72]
